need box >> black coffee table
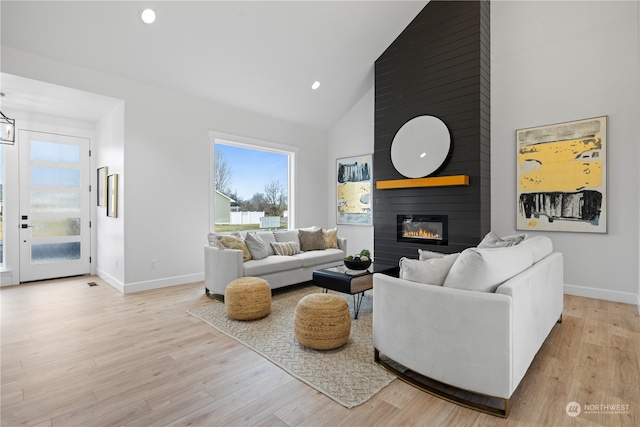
[312,263,398,319]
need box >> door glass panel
[31,193,81,212]
[31,218,81,237]
[31,167,81,188]
[31,242,80,264]
[31,140,80,163]
[31,242,81,264]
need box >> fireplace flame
[403,229,441,239]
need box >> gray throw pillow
[477,231,527,248]
[298,229,325,251]
[255,231,276,256]
[245,232,269,260]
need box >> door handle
[21,224,35,228]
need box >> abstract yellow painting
[516,116,607,233]
[337,154,372,226]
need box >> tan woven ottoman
[224,277,271,320]
[294,293,351,350]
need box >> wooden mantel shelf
[376,175,469,189]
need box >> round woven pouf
[294,293,351,350]
[224,277,271,320]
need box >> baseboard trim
[96,269,125,293]
[0,269,16,286]
[123,273,204,294]
[564,283,639,306]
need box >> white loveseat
[373,235,563,417]
[204,228,347,299]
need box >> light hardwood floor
[1,276,639,426]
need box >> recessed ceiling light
[311,81,321,90]
[420,152,427,158]
[140,8,156,24]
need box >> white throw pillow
[443,245,534,292]
[519,236,553,263]
[477,231,527,248]
[418,249,458,261]
[399,253,459,286]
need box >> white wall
[2,47,328,292]
[95,102,125,289]
[327,81,375,259]
[492,1,640,304]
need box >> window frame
[209,132,296,233]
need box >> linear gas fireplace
[397,214,448,245]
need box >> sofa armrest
[495,252,563,390]
[204,245,243,296]
[337,237,347,255]
[373,273,513,398]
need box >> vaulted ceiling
[1,1,427,130]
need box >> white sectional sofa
[373,234,563,417]
[205,228,347,299]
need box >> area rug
[187,285,395,409]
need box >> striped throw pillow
[270,241,301,256]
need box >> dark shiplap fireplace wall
[373,1,491,266]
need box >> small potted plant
[344,249,372,270]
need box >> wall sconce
[1,110,15,144]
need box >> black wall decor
[373,1,491,265]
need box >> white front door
[19,130,91,282]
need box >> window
[211,136,294,233]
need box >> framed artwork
[336,154,372,226]
[97,166,108,207]
[516,116,607,233]
[107,173,118,218]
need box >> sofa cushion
[299,229,326,251]
[243,255,304,276]
[478,231,527,248]
[271,241,301,256]
[519,236,553,263]
[323,228,339,249]
[400,253,459,286]
[245,232,269,260]
[217,235,252,262]
[294,248,345,267]
[274,230,300,246]
[443,244,534,292]
[255,231,277,256]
